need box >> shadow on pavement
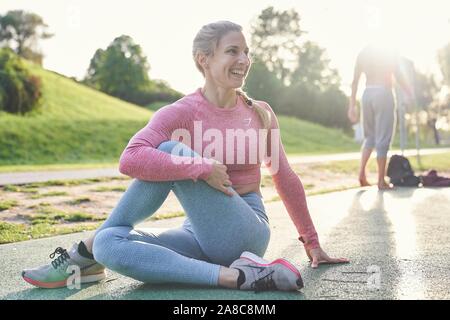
[84,282,306,300]
[3,187,448,300]
[299,188,401,299]
[3,282,99,300]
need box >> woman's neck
[201,84,237,109]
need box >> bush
[131,80,183,106]
[277,84,351,132]
[0,48,42,114]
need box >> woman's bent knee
[92,227,131,268]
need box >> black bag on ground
[387,155,421,187]
[421,170,450,187]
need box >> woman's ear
[197,53,209,70]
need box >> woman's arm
[261,102,319,251]
[119,104,214,182]
[348,53,362,123]
[261,101,350,267]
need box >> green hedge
[0,48,42,114]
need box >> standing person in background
[348,44,413,190]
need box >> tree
[0,10,53,65]
[414,71,438,110]
[84,48,106,90]
[247,6,348,130]
[437,43,450,86]
[243,60,283,110]
[291,41,341,91]
[84,35,151,103]
[249,6,304,85]
[436,44,450,120]
[277,84,350,131]
[0,48,42,114]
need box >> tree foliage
[437,43,450,86]
[84,35,151,103]
[0,48,42,114]
[246,6,350,131]
[249,6,304,85]
[414,71,438,109]
[291,41,341,91]
[84,35,182,105]
[243,61,283,110]
[0,10,53,65]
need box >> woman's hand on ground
[205,161,234,197]
[306,247,350,268]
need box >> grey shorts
[361,86,395,157]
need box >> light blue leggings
[92,141,270,287]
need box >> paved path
[1,148,448,186]
[1,186,449,300]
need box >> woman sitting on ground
[22,21,349,292]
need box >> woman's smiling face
[205,31,251,89]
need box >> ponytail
[236,89,271,130]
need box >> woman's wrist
[298,235,320,251]
[198,158,215,180]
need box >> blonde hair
[192,21,271,129]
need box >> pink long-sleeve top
[119,88,320,250]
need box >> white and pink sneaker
[230,251,303,292]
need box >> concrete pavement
[1,186,449,300]
[1,148,449,186]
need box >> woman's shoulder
[253,99,276,117]
[152,91,200,119]
[250,97,271,109]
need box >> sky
[1,0,449,95]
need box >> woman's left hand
[306,247,350,268]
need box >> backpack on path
[387,155,421,187]
[387,155,450,187]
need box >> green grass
[0,61,151,166]
[23,203,106,225]
[0,162,118,173]
[149,211,186,221]
[308,152,450,174]
[1,177,127,192]
[409,152,450,172]
[0,200,18,211]
[278,116,359,155]
[1,60,448,171]
[29,191,69,199]
[0,208,184,243]
[145,101,171,111]
[91,186,127,192]
[0,60,367,169]
[65,197,91,205]
[0,221,101,244]
[2,185,39,193]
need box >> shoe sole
[239,251,304,289]
[22,271,106,289]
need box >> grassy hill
[0,62,359,167]
[0,62,151,166]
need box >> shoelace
[251,270,277,293]
[49,247,70,270]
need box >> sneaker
[230,251,303,292]
[22,243,106,289]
